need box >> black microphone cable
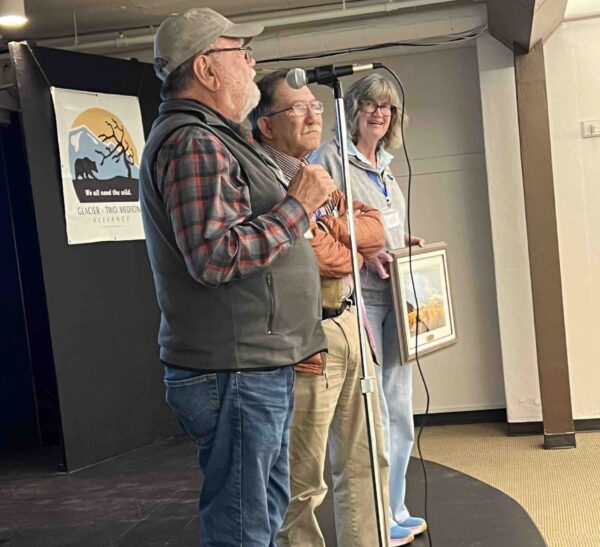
[379,64,433,547]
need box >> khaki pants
[277,306,390,547]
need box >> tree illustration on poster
[98,117,135,179]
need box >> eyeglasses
[266,100,324,118]
[202,45,254,63]
[359,100,397,116]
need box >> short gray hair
[344,73,404,150]
[159,53,201,100]
[249,69,289,141]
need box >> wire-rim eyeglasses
[202,45,254,63]
[265,100,324,118]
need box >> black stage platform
[0,436,546,546]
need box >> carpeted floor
[413,422,600,547]
[0,432,545,546]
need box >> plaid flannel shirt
[154,123,309,287]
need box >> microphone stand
[327,77,388,547]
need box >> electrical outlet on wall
[581,120,600,138]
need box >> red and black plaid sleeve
[155,125,308,287]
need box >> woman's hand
[405,234,425,247]
[365,250,393,279]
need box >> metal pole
[330,78,388,547]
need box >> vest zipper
[266,272,275,334]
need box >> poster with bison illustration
[51,88,145,244]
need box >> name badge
[381,207,402,232]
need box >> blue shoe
[398,517,428,536]
[390,525,414,546]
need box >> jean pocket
[164,373,219,444]
[237,368,282,376]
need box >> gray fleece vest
[140,99,326,370]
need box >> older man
[250,70,391,547]
[139,10,336,547]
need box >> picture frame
[389,242,457,362]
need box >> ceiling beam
[486,0,568,52]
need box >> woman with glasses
[310,73,426,547]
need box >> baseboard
[413,412,600,435]
[575,418,600,432]
[507,418,600,437]
[506,421,543,436]
[414,408,507,427]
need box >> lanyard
[314,199,339,220]
[367,171,391,206]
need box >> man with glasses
[250,70,390,547]
[140,9,336,546]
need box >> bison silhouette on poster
[51,88,146,245]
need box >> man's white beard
[241,81,260,120]
[222,75,260,123]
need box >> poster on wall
[51,87,146,245]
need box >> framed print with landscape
[390,242,457,362]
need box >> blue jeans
[365,289,415,526]
[164,365,295,546]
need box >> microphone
[286,63,383,89]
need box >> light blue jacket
[309,139,407,303]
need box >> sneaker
[390,525,414,546]
[398,517,428,536]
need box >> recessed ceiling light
[0,0,28,27]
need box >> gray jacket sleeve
[309,141,344,191]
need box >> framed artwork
[390,242,457,362]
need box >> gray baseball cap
[154,8,264,81]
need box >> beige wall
[476,33,542,423]
[478,16,600,423]
[545,18,600,420]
